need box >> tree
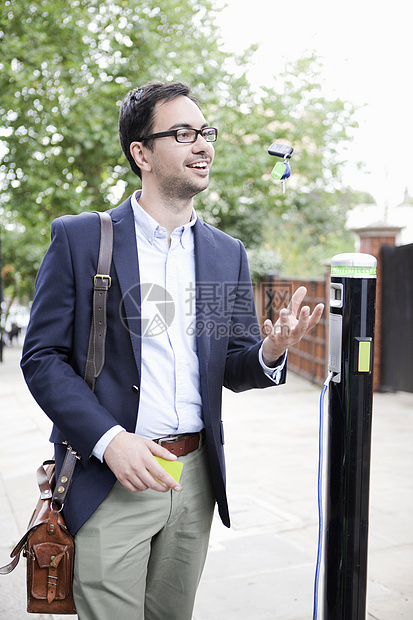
[0,0,233,227]
[1,224,44,313]
[1,1,364,299]
[0,0,244,290]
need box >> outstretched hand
[261,286,324,366]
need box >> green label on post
[358,341,371,372]
[331,266,376,277]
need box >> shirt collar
[131,190,197,249]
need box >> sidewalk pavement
[0,344,412,620]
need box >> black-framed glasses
[137,126,218,144]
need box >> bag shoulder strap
[58,211,113,503]
[57,212,113,506]
[51,448,79,509]
[83,211,113,391]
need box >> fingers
[307,302,325,330]
[263,301,323,343]
[261,288,324,366]
[288,286,324,328]
[104,433,182,494]
[151,440,179,462]
[278,308,292,337]
[262,318,274,336]
[121,466,172,494]
[289,288,324,323]
[294,302,324,335]
[126,463,181,494]
[289,286,307,316]
[131,452,182,494]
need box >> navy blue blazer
[21,197,285,535]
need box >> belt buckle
[161,434,182,444]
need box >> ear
[130,142,152,173]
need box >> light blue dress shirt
[92,194,286,461]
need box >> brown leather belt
[155,430,204,457]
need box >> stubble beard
[149,147,211,211]
[157,171,209,212]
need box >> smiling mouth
[187,161,209,170]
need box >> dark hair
[119,82,200,178]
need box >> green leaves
[1,2,364,300]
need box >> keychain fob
[268,143,293,159]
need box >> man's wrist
[258,346,287,384]
[92,425,126,462]
[261,345,286,368]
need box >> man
[21,82,324,619]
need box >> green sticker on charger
[358,341,371,373]
[331,266,376,277]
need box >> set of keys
[268,142,293,193]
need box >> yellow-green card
[154,457,183,483]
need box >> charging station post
[323,253,376,619]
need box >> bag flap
[32,542,68,569]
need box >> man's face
[144,96,215,201]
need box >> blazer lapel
[193,218,217,375]
[110,197,142,372]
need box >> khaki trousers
[73,441,215,620]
